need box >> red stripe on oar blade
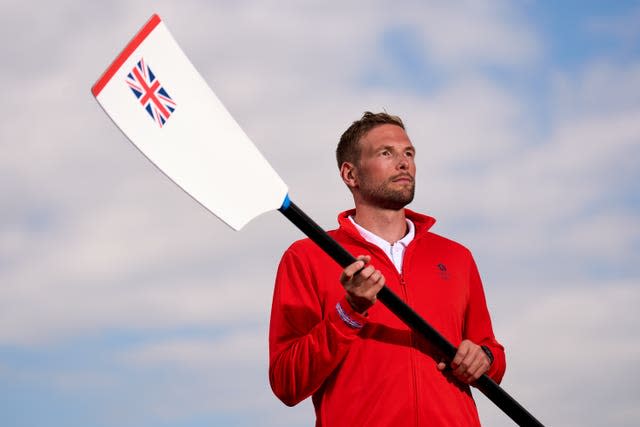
[91,14,162,97]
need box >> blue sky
[1,1,639,426]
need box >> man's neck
[352,204,408,244]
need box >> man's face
[351,124,416,210]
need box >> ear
[340,161,358,189]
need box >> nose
[397,156,409,170]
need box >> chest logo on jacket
[437,263,449,281]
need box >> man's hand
[437,340,491,384]
[340,255,385,314]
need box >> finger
[356,265,376,282]
[353,255,372,276]
[364,269,386,291]
[466,365,485,381]
[342,259,367,280]
[369,274,385,297]
[453,362,469,377]
[357,255,371,263]
[453,348,481,378]
[467,355,490,380]
[373,270,385,286]
[459,348,489,382]
[345,256,372,279]
[454,350,479,377]
[367,269,381,284]
[458,357,479,380]
[451,343,469,370]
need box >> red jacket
[269,209,506,426]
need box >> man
[269,112,505,426]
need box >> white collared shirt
[348,216,415,273]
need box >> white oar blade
[92,14,288,230]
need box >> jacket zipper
[344,224,425,425]
[399,272,420,427]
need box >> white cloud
[121,331,266,369]
[115,330,313,426]
[477,280,640,427]
[409,60,640,278]
[415,0,540,68]
[552,61,640,120]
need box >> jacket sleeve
[463,253,507,383]
[268,247,367,406]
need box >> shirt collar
[348,216,415,249]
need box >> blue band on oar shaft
[279,194,291,211]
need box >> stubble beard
[360,178,415,210]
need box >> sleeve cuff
[329,296,369,335]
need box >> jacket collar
[337,208,436,243]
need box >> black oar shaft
[279,200,544,427]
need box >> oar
[91,14,545,427]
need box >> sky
[1,0,639,426]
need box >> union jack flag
[126,59,176,127]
